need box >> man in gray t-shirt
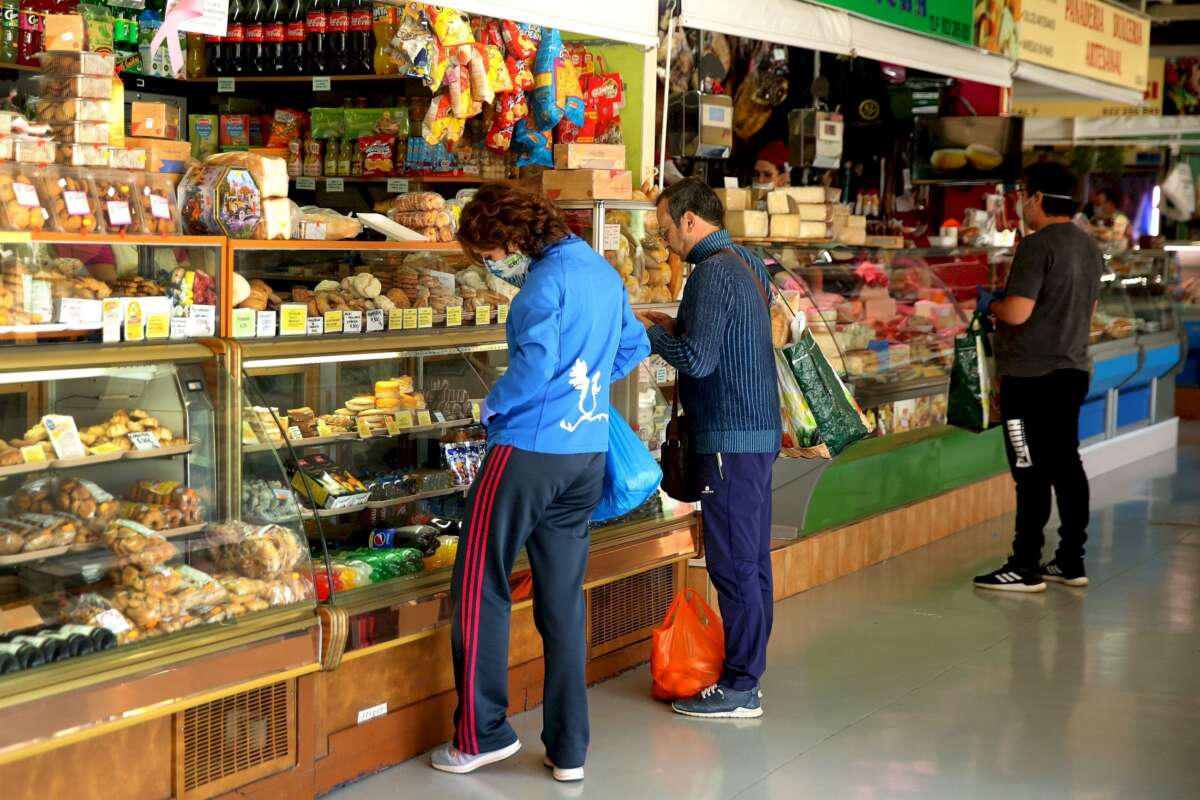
[974,161,1103,594]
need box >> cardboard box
[541,169,632,201]
[130,101,180,139]
[44,14,85,51]
[188,114,218,159]
[552,143,626,170]
[125,136,192,174]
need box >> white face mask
[483,252,532,288]
[752,182,775,192]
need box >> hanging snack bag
[485,44,512,93]
[501,20,538,59]
[431,7,473,46]
[485,89,525,153]
[507,56,534,92]
[531,29,585,132]
[422,93,465,145]
[513,117,552,168]
[387,4,437,86]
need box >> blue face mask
[483,252,532,288]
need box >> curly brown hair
[457,183,572,262]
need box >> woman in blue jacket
[431,184,649,782]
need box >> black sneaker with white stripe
[1041,559,1088,587]
[973,562,1046,593]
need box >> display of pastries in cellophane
[373,191,456,242]
[602,210,681,305]
[0,407,187,467]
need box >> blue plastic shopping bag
[591,409,662,522]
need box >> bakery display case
[0,342,319,757]
[0,232,224,346]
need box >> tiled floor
[328,423,1200,800]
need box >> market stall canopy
[1023,115,1200,146]
[1012,62,1146,109]
[679,0,1011,87]
[450,0,658,46]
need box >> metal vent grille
[589,564,676,651]
[180,681,294,796]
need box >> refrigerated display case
[558,200,683,306]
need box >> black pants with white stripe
[1000,369,1091,571]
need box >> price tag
[145,313,170,339]
[218,77,236,92]
[232,307,256,338]
[170,317,189,339]
[89,442,122,455]
[287,425,303,441]
[366,308,385,332]
[149,194,171,219]
[128,431,160,450]
[187,304,216,337]
[278,304,306,335]
[13,181,38,207]
[393,410,413,429]
[106,200,132,227]
[602,223,621,252]
[323,310,343,333]
[417,307,433,328]
[471,402,481,422]
[300,220,327,240]
[296,176,316,190]
[306,316,324,336]
[342,310,363,333]
[402,308,418,329]
[496,304,509,324]
[355,417,373,439]
[326,177,345,193]
[20,445,47,464]
[125,319,145,341]
[433,411,446,423]
[384,416,400,436]
[257,310,279,337]
[656,366,668,383]
[388,309,405,330]
[386,178,410,194]
[312,75,332,91]
[475,304,491,326]
[416,410,432,427]
[43,415,84,459]
[445,306,462,327]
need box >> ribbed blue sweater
[648,229,781,454]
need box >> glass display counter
[558,200,683,306]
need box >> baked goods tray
[0,446,196,478]
[122,443,196,460]
[0,545,72,566]
[0,524,208,566]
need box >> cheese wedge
[725,210,769,239]
[770,215,828,240]
[766,191,795,215]
[795,204,830,221]
[714,188,752,212]
[844,214,867,230]
[781,186,826,205]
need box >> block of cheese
[725,210,768,239]
[844,214,867,230]
[781,186,826,205]
[770,214,828,240]
[795,204,829,221]
[766,190,795,215]
[837,227,867,245]
[715,188,753,211]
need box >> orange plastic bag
[650,588,725,701]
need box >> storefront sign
[815,0,974,46]
[973,0,1019,58]
[1018,0,1150,91]
[1013,57,1164,117]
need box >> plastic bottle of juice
[370,1,396,75]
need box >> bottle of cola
[244,0,266,74]
[327,0,349,74]
[204,26,225,76]
[282,0,304,74]
[304,0,328,74]
[348,0,371,75]
[263,0,286,75]
[226,0,246,74]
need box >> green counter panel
[802,425,1009,534]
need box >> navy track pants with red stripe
[450,444,604,770]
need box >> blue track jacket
[486,235,650,454]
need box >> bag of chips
[266,109,308,148]
[531,29,585,132]
[513,117,552,167]
[360,134,396,177]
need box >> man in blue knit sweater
[638,178,781,719]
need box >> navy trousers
[450,445,604,769]
[696,451,777,692]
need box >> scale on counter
[667,91,734,159]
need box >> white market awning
[845,15,1011,88]
[1024,116,1200,147]
[1012,62,1145,108]
[452,0,658,46]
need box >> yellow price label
[356,417,374,439]
[402,308,418,330]
[471,401,481,422]
[416,410,432,427]
[445,306,462,327]
[279,304,307,335]
[89,442,122,455]
[145,313,170,340]
[384,416,400,436]
[496,304,509,324]
[20,445,47,463]
[417,307,433,328]
[394,410,414,429]
[388,309,405,330]
[323,310,344,334]
[124,320,145,342]
[475,305,491,326]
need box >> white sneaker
[430,740,521,774]
[544,755,584,782]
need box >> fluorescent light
[245,352,403,369]
[1150,186,1161,238]
[0,367,110,385]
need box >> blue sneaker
[671,684,763,719]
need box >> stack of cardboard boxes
[539,144,633,201]
[127,102,191,178]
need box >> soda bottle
[304,0,328,74]
[1,0,19,64]
[205,21,225,76]
[285,0,305,74]
[327,0,348,74]
[263,0,286,74]
[17,0,44,67]
[244,0,265,74]
[186,32,207,78]
[371,2,397,75]
[349,0,371,75]
[226,0,245,74]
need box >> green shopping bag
[948,311,1000,432]
[783,329,869,457]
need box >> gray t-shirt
[996,222,1103,378]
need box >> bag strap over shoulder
[718,247,770,308]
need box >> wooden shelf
[301,484,468,517]
[0,61,38,74]
[30,232,227,247]
[292,175,493,186]
[230,239,462,252]
[189,73,408,83]
[244,418,473,454]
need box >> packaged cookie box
[136,172,181,235]
[35,97,109,125]
[40,168,105,234]
[92,169,145,233]
[59,142,108,167]
[32,74,113,100]
[50,122,110,145]
[34,51,117,77]
[14,137,56,165]
[0,165,52,232]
